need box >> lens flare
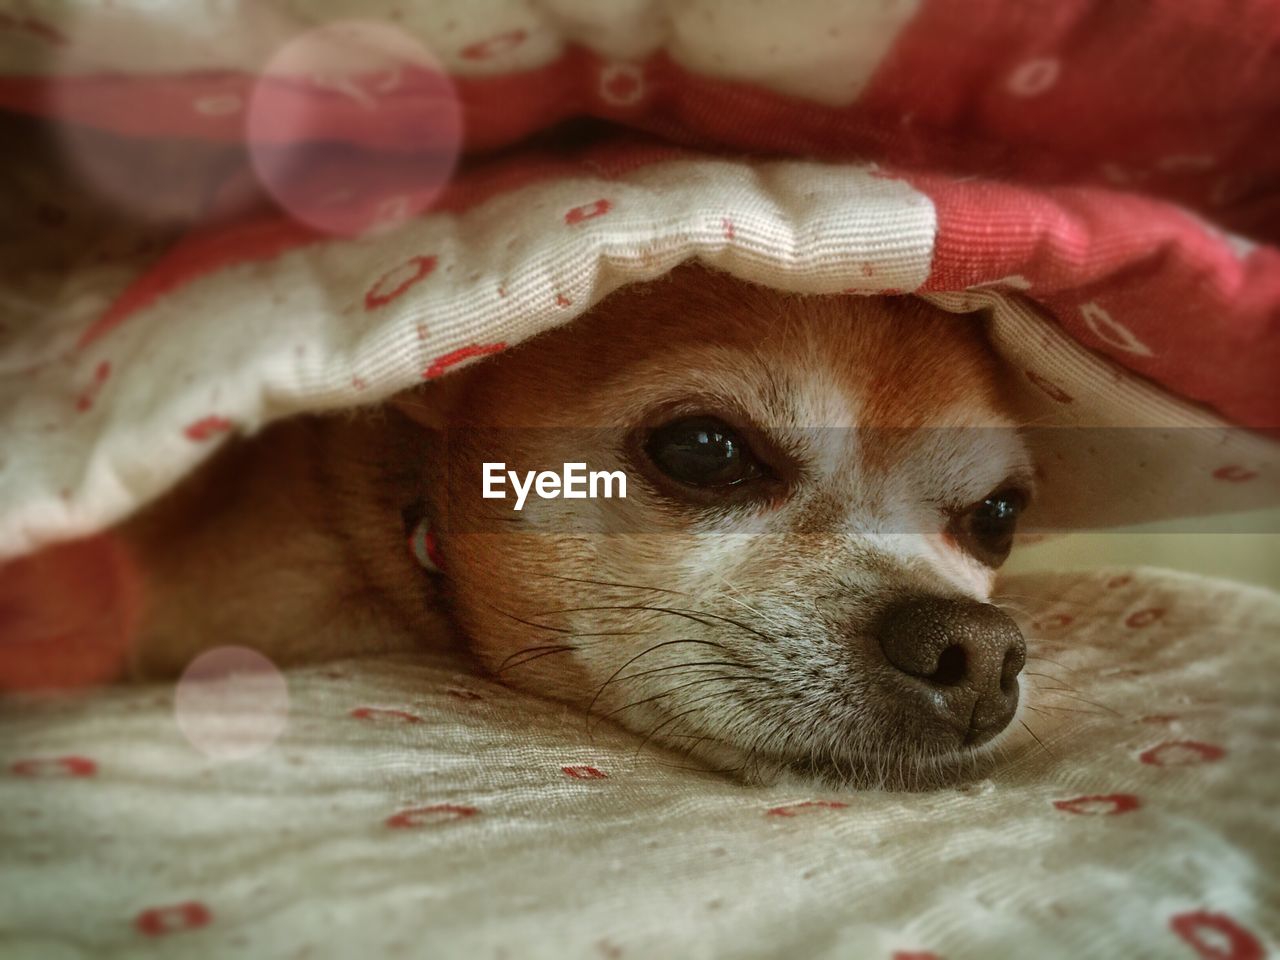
[174,646,290,761]
[246,19,462,237]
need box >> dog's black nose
[876,596,1026,746]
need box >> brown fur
[122,264,1030,786]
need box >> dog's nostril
[930,644,967,687]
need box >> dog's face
[418,265,1034,786]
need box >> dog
[120,263,1035,787]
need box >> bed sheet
[2,568,1276,959]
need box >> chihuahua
[121,263,1034,787]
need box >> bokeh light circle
[246,19,462,237]
[174,646,290,761]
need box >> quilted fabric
[2,569,1277,958]
[3,1,1279,239]
[1,141,1277,559]
[1,1,1278,561]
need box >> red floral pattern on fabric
[1053,794,1142,816]
[1169,911,1264,960]
[135,902,212,937]
[386,804,479,828]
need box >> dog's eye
[953,489,1027,566]
[645,416,764,489]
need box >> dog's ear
[389,376,467,432]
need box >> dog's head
[407,265,1034,786]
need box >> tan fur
[121,264,1031,785]
[122,412,454,678]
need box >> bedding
[2,568,1278,959]
[1,2,1279,958]
[0,1,1277,561]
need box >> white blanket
[3,568,1276,959]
